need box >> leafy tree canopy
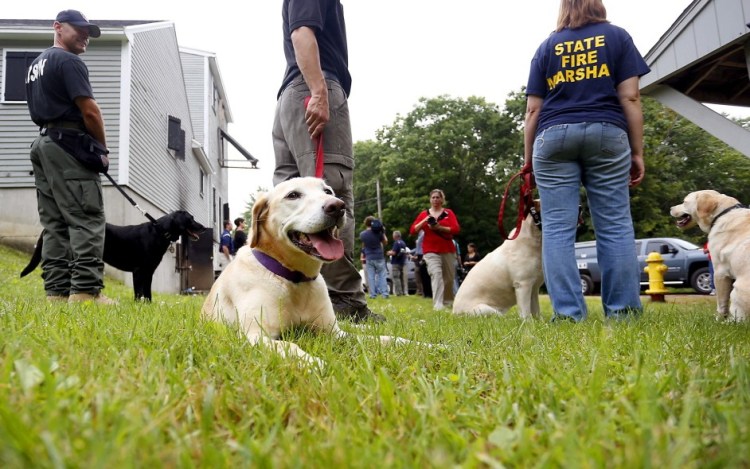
[353,95,522,258]
[352,93,750,256]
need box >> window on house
[212,86,219,114]
[167,115,185,160]
[222,202,230,224]
[199,168,206,198]
[3,51,41,102]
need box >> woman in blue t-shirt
[524,0,650,322]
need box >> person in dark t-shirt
[233,217,247,254]
[360,217,389,299]
[26,10,114,305]
[273,1,384,323]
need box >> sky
[6,0,746,217]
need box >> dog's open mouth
[187,230,202,241]
[675,213,692,228]
[289,226,344,261]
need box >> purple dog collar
[252,249,317,283]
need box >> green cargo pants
[29,134,105,296]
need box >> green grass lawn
[1,244,748,468]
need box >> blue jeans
[365,258,389,298]
[533,122,642,320]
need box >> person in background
[463,243,481,273]
[411,230,426,297]
[410,189,461,310]
[233,217,247,254]
[453,239,463,294]
[220,220,234,265]
[26,10,115,305]
[273,0,383,323]
[360,217,389,299]
[387,230,408,296]
[524,0,650,321]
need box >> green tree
[353,95,522,257]
[630,97,750,244]
[351,92,750,260]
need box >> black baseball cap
[55,10,101,38]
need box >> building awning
[641,0,750,106]
[640,0,750,158]
[220,129,259,168]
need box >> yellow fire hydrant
[644,251,669,302]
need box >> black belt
[42,121,86,130]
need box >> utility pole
[376,179,382,220]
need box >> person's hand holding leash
[305,92,329,139]
[520,162,536,191]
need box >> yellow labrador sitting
[670,190,750,321]
[452,203,543,318]
[203,177,415,366]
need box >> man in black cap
[25,10,115,305]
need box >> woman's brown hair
[556,0,608,31]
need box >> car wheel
[690,267,712,294]
[580,274,594,295]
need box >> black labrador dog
[21,210,206,301]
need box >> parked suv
[575,237,711,295]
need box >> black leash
[103,172,158,224]
[711,203,747,229]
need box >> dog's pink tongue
[308,233,345,261]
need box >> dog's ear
[696,192,719,224]
[156,213,173,233]
[250,193,269,248]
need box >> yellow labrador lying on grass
[452,202,543,318]
[671,190,750,321]
[203,177,418,366]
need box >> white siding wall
[0,39,122,188]
[127,27,206,220]
[180,52,205,144]
[179,52,231,246]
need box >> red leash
[498,164,537,240]
[304,96,325,179]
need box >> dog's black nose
[324,199,346,218]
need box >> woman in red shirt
[410,189,461,310]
